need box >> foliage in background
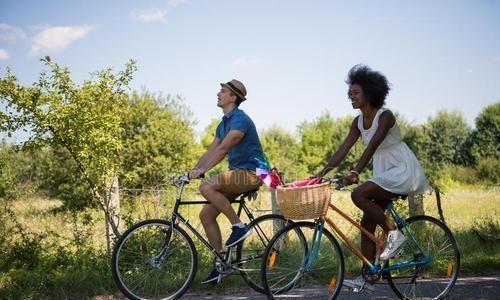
[469,102,499,162]
[0,56,137,237]
[260,124,307,181]
[297,112,369,180]
[120,91,201,188]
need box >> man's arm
[195,137,221,169]
[195,130,244,174]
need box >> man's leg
[199,204,223,253]
[199,181,240,225]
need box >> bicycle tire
[112,219,197,300]
[386,215,460,300]
[236,214,290,293]
[261,221,345,299]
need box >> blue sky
[1,0,499,139]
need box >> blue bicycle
[261,178,460,299]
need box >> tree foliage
[470,102,500,161]
[260,124,306,181]
[0,57,137,237]
[120,91,201,188]
[424,110,472,167]
[297,112,367,178]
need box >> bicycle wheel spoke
[387,216,459,300]
[237,215,290,294]
[112,221,196,300]
[262,221,344,299]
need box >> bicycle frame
[309,200,430,275]
[159,177,261,271]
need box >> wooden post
[106,176,121,253]
[408,193,424,217]
[270,189,282,234]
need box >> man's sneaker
[201,267,220,284]
[379,229,407,260]
[343,275,375,293]
[225,224,253,248]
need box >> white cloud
[30,25,96,55]
[232,58,260,67]
[0,48,9,60]
[130,9,168,23]
[0,23,26,43]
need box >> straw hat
[220,79,247,101]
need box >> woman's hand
[342,171,359,185]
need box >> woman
[316,64,430,291]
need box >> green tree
[260,124,306,181]
[424,110,472,168]
[297,112,366,178]
[0,57,137,238]
[0,144,15,200]
[470,102,500,161]
[120,91,200,188]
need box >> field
[0,186,498,299]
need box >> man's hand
[189,167,205,180]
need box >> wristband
[349,170,359,176]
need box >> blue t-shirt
[215,108,265,170]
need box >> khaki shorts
[205,169,262,201]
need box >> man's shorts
[205,169,262,201]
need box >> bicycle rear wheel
[261,221,344,299]
[386,215,460,299]
[236,214,290,294]
[112,219,197,300]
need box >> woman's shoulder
[377,108,396,127]
[379,108,395,118]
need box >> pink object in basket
[288,177,321,187]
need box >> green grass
[0,186,498,298]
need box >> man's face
[217,86,236,108]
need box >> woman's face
[348,84,366,109]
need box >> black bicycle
[111,173,291,299]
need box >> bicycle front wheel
[112,219,197,300]
[236,214,290,293]
[386,215,460,300]
[261,221,344,299]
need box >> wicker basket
[276,182,331,220]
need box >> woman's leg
[351,181,397,233]
[360,198,390,262]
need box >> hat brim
[220,83,246,101]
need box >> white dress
[358,108,431,195]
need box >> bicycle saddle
[241,189,259,200]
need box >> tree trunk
[408,194,425,217]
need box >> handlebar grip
[200,173,205,179]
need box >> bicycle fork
[303,219,325,272]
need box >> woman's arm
[317,117,361,177]
[351,110,396,175]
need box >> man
[189,79,265,283]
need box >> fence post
[408,193,424,216]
